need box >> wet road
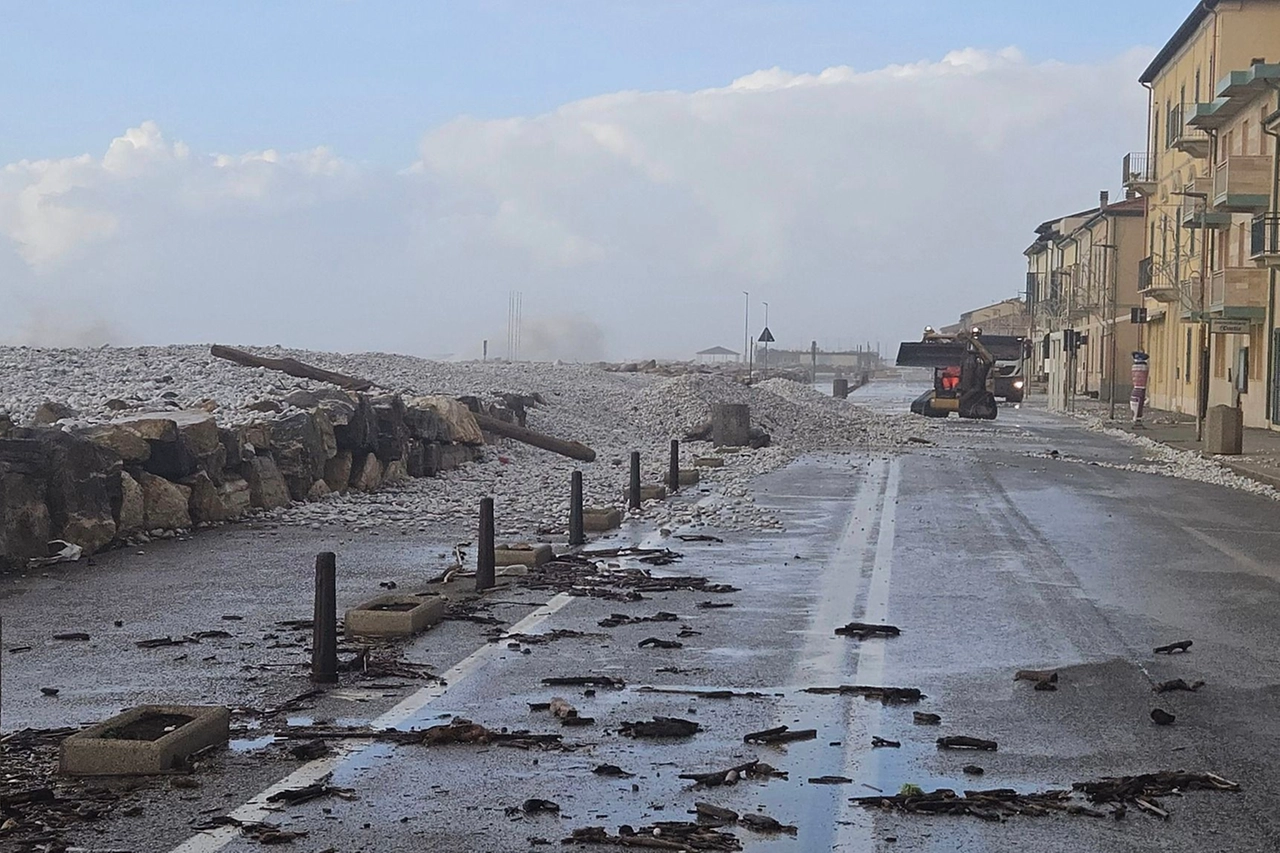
[9,381,1280,851]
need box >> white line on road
[169,591,576,853]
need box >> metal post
[668,439,680,493]
[629,451,641,510]
[569,471,584,546]
[476,497,495,591]
[311,552,337,684]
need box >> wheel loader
[895,328,1025,420]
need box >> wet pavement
[6,382,1280,851]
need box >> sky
[0,1,1195,360]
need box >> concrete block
[345,593,446,637]
[495,543,553,567]
[694,456,725,468]
[583,507,623,532]
[711,403,751,447]
[640,485,667,502]
[60,705,230,776]
[1205,405,1244,455]
[677,469,700,486]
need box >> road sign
[758,327,775,343]
[1210,318,1251,335]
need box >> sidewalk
[1066,397,1280,490]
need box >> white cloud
[0,49,1149,358]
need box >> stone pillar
[1205,405,1243,455]
[711,404,751,447]
[833,378,850,399]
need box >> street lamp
[1173,189,1210,441]
[743,291,750,381]
[1096,242,1118,421]
[762,301,769,379]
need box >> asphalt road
[7,381,1280,852]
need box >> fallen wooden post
[210,345,376,391]
[473,412,596,462]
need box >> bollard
[569,470,585,546]
[669,439,680,492]
[629,451,642,510]
[311,552,338,684]
[833,378,849,399]
[476,497,496,591]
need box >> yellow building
[1026,195,1147,409]
[1186,61,1280,428]
[1130,0,1280,422]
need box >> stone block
[324,451,353,493]
[349,452,383,491]
[306,479,331,501]
[404,401,445,443]
[79,424,151,464]
[694,456,725,468]
[677,469,700,486]
[383,459,409,484]
[181,471,232,524]
[0,439,51,567]
[422,443,443,477]
[32,401,77,426]
[439,444,479,472]
[273,411,333,498]
[410,397,484,445]
[60,705,230,776]
[583,507,623,532]
[35,429,122,554]
[371,395,409,462]
[246,456,290,510]
[238,422,273,453]
[495,543,553,567]
[344,594,447,637]
[640,485,667,502]
[329,394,377,453]
[137,471,192,530]
[218,477,252,518]
[1205,405,1244,455]
[116,471,145,537]
[711,403,751,447]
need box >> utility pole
[1098,238,1119,420]
[1175,188,1211,440]
[742,291,750,379]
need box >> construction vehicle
[895,328,1026,420]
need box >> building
[1026,195,1147,409]
[1186,61,1280,427]
[958,298,1030,338]
[695,346,739,364]
[1128,0,1280,423]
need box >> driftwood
[802,685,924,704]
[620,717,701,738]
[834,622,901,640]
[937,736,998,751]
[743,725,817,745]
[679,759,787,788]
[473,411,596,462]
[1153,640,1193,654]
[210,345,375,391]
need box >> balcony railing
[1210,267,1269,312]
[1167,103,1210,156]
[1253,213,1280,267]
[1122,151,1156,191]
[1180,182,1231,229]
[1138,256,1153,291]
[1213,155,1272,211]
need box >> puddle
[229,735,278,752]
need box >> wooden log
[473,412,596,462]
[210,345,376,392]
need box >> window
[1195,68,1201,102]
[1185,327,1193,382]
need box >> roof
[696,346,738,356]
[1140,1,1217,85]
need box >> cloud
[0,49,1149,358]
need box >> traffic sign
[758,327,775,343]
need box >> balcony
[1122,152,1156,195]
[1180,181,1231,229]
[1213,155,1271,212]
[1252,213,1280,268]
[1138,256,1182,303]
[1167,103,1210,157]
[1209,267,1269,317]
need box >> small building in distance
[696,345,740,364]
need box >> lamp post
[762,301,769,379]
[1097,242,1119,421]
[1174,189,1210,441]
[743,290,750,380]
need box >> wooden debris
[853,787,1077,820]
[802,685,924,704]
[937,736,998,751]
[52,632,90,641]
[1150,709,1176,726]
[636,687,768,700]
[288,739,329,761]
[743,725,817,745]
[418,718,564,748]
[1153,640,1192,654]
[543,676,625,689]
[1015,669,1058,686]
[693,802,739,823]
[599,612,678,628]
[676,534,724,543]
[543,697,594,727]
[1154,678,1204,693]
[871,736,901,748]
[739,813,797,835]
[963,765,985,776]
[638,637,683,650]
[473,411,596,462]
[620,717,701,738]
[493,629,604,645]
[519,798,561,815]
[696,601,734,609]
[913,712,942,725]
[210,344,375,391]
[265,780,356,806]
[592,764,635,778]
[834,622,901,640]
[563,822,741,850]
[809,776,853,785]
[679,759,787,788]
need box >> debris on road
[913,712,942,725]
[599,612,678,628]
[853,787,1090,820]
[696,601,734,609]
[516,798,561,816]
[693,801,739,822]
[638,637,684,649]
[937,736,998,751]
[419,718,565,748]
[543,675,625,689]
[871,736,901,748]
[266,779,356,806]
[834,622,901,640]
[51,632,90,641]
[1154,678,1205,693]
[593,764,635,778]
[536,697,593,727]
[802,685,924,704]
[963,765,985,776]
[738,813,798,835]
[493,629,605,645]
[1154,640,1193,654]
[676,534,724,543]
[636,687,769,700]
[619,717,701,738]
[1150,708,1176,726]
[1014,669,1058,687]
[289,739,329,760]
[743,725,817,745]
[680,759,786,788]
[563,822,741,850]
[809,776,853,785]
[1073,771,1238,807]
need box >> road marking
[835,456,900,850]
[169,592,576,853]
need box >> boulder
[403,400,445,443]
[117,411,220,480]
[111,413,178,443]
[349,452,383,492]
[404,439,427,478]
[272,410,335,499]
[370,395,409,462]
[0,438,51,568]
[282,390,321,409]
[306,479,331,501]
[219,477,252,518]
[117,471,145,538]
[137,471,192,530]
[410,397,484,445]
[324,451,353,494]
[330,393,378,453]
[182,471,233,524]
[219,427,252,467]
[0,412,14,437]
[31,401,77,426]
[246,456,291,510]
[238,422,273,453]
[33,429,121,555]
[78,423,151,464]
[244,399,283,414]
[383,459,409,483]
